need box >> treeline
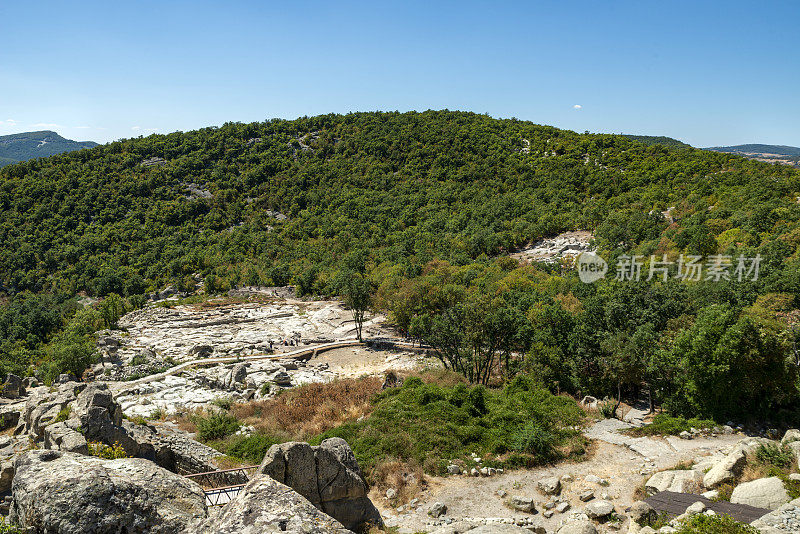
[1,110,799,421]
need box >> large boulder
[20,382,83,440]
[9,449,207,534]
[645,469,704,495]
[703,437,773,488]
[190,474,349,534]
[730,476,790,510]
[628,500,657,525]
[258,438,382,530]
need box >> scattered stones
[579,489,595,502]
[556,502,571,513]
[386,488,397,500]
[447,464,461,475]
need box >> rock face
[190,475,349,534]
[10,449,207,534]
[730,476,790,510]
[258,438,382,530]
[645,469,703,495]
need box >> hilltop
[0,130,98,167]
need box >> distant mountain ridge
[0,130,99,167]
[705,144,800,157]
[704,144,800,168]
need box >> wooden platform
[643,491,770,524]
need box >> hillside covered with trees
[2,110,800,423]
[0,131,98,168]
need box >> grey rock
[585,499,615,519]
[704,437,773,487]
[257,438,381,530]
[538,476,561,495]
[685,501,706,515]
[447,464,461,475]
[429,501,447,518]
[730,476,790,510]
[782,429,800,445]
[190,474,349,534]
[10,450,207,534]
[645,469,703,495]
[579,489,595,501]
[556,501,571,513]
[510,495,535,512]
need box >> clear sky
[1,1,798,147]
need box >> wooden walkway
[644,491,770,524]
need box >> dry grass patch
[372,459,427,505]
[231,376,383,441]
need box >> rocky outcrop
[10,449,207,534]
[645,469,703,495]
[190,475,349,534]
[258,438,383,531]
[730,476,790,510]
[703,436,774,488]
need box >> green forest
[2,110,800,422]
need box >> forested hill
[706,144,800,157]
[0,131,98,167]
[4,110,800,420]
[1,110,798,297]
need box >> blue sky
[1,1,798,146]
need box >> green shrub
[314,373,585,477]
[0,518,25,534]
[225,433,283,464]
[195,412,240,441]
[630,413,716,436]
[88,441,127,460]
[676,513,758,533]
[754,443,793,469]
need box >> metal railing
[184,465,260,506]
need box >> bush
[88,441,127,460]
[315,373,586,478]
[676,513,758,533]
[629,413,716,436]
[754,443,793,469]
[225,433,283,464]
[194,412,240,441]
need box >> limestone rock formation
[10,449,207,534]
[258,438,383,530]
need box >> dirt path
[374,420,743,533]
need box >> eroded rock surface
[10,449,207,534]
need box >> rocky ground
[92,296,429,418]
[510,231,594,263]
